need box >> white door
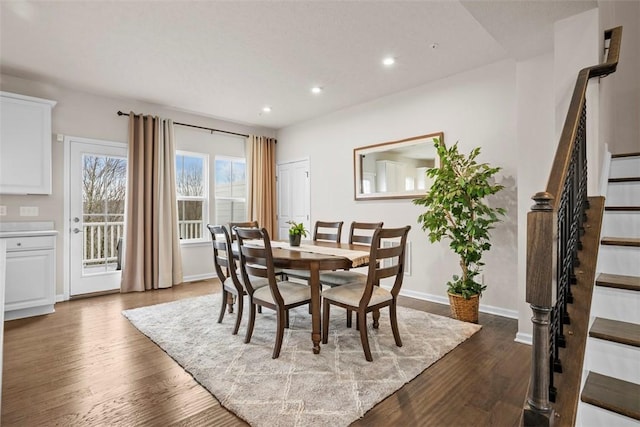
[277,159,310,240]
[69,138,127,296]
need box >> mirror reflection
[354,132,443,200]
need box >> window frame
[175,150,209,244]
[214,155,247,225]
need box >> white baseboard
[385,286,519,320]
[182,273,216,283]
[515,332,532,345]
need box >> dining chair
[235,226,313,359]
[282,220,344,281]
[228,220,259,241]
[207,224,268,335]
[321,226,411,361]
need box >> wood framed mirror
[353,132,443,201]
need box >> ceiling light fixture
[382,57,395,66]
[430,43,439,49]
[262,106,272,113]
[311,86,323,94]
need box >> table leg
[309,261,321,354]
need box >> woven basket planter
[448,292,479,323]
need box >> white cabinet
[2,232,56,320]
[0,91,57,194]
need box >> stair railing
[523,26,622,427]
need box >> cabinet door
[5,249,55,311]
[0,93,55,194]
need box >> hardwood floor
[2,280,530,426]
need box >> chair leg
[358,311,372,362]
[244,303,256,344]
[389,302,402,347]
[228,294,235,314]
[273,309,286,359]
[355,313,359,331]
[285,310,290,328]
[346,309,352,328]
[258,305,262,314]
[218,289,228,323]
[232,294,244,335]
[322,300,330,344]
[372,309,380,329]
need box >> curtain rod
[117,111,249,138]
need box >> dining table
[240,240,371,354]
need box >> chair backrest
[228,220,259,241]
[313,221,343,243]
[206,224,242,291]
[235,227,284,305]
[349,221,384,245]
[360,226,411,307]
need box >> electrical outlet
[0,205,6,216]
[19,206,39,216]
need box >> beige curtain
[121,113,183,292]
[247,135,277,236]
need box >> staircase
[577,152,640,426]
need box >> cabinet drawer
[4,236,55,251]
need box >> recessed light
[262,106,272,113]
[430,43,439,49]
[382,57,395,66]
[311,86,323,94]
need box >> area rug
[123,293,481,426]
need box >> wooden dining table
[249,240,370,354]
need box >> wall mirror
[354,132,443,201]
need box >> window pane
[215,199,246,225]
[178,200,203,239]
[231,161,245,198]
[176,155,204,197]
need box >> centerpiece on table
[287,221,309,247]
[413,137,505,323]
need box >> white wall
[277,60,519,317]
[599,0,640,155]
[0,73,275,296]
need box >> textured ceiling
[0,1,596,129]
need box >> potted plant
[287,221,309,247]
[413,137,505,323]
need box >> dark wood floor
[2,280,530,426]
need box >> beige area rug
[123,293,481,426]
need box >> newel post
[523,192,557,427]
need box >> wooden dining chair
[321,226,411,361]
[207,224,268,335]
[235,227,313,359]
[228,220,259,241]
[282,220,344,281]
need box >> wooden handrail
[545,27,622,209]
[523,26,622,427]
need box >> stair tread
[605,206,640,211]
[581,372,640,420]
[601,237,640,247]
[612,152,640,159]
[597,273,640,291]
[590,317,640,347]
[609,177,640,183]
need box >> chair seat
[322,283,392,307]
[319,271,367,286]
[253,281,311,306]
[224,275,268,292]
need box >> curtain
[121,113,183,292]
[247,135,277,237]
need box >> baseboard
[182,273,216,283]
[515,332,532,345]
[384,286,519,320]
[56,294,66,303]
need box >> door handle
[72,228,82,234]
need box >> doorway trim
[63,136,126,301]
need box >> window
[176,151,208,241]
[215,156,247,225]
